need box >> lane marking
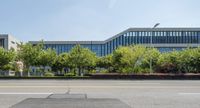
[178,93,200,95]
[0,85,199,89]
[0,92,53,95]
[0,83,161,85]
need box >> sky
[0,0,200,42]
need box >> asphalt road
[0,80,200,108]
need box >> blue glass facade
[102,30,200,55]
[0,39,4,48]
[43,43,104,56]
[30,28,200,56]
[44,44,76,54]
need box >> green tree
[179,48,200,73]
[140,48,160,73]
[68,45,97,76]
[0,48,16,71]
[191,48,200,73]
[52,53,70,75]
[97,54,113,72]
[112,45,147,74]
[157,50,181,73]
[130,45,147,73]
[37,48,57,75]
[155,48,200,73]
[18,42,43,76]
[112,46,134,73]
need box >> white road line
[178,93,200,95]
[0,92,53,95]
[0,85,199,89]
[0,83,161,85]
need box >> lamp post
[150,23,160,74]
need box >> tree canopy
[2,41,200,76]
[0,48,16,71]
[68,45,97,75]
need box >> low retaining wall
[0,74,200,80]
[90,74,200,80]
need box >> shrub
[100,69,109,74]
[44,72,54,77]
[65,72,75,77]
[156,51,181,73]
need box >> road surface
[0,80,199,108]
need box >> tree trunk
[41,66,45,77]
[78,67,81,76]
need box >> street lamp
[150,23,160,74]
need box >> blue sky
[0,0,200,42]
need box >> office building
[29,28,200,56]
[0,34,19,51]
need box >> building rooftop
[29,27,200,44]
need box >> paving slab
[11,98,131,108]
[47,93,87,99]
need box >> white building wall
[0,34,20,51]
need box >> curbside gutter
[0,74,200,80]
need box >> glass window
[154,32,157,36]
[122,35,125,45]
[173,32,176,36]
[143,35,146,43]
[160,32,163,36]
[125,36,128,45]
[170,32,173,36]
[182,32,187,43]
[119,35,122,45]
[142,32,144,36]
[145,32,148,36]
[128,36,131,45]
[117,36,120,46]
[126,32,129,36]
[0,39,5,48]
[101,44,104,56]
[104,43,107,55]
[109,41,112,53]
[114,39,116,49]
[177,32,180,36]
[130,32,133,36]
[131,36,134,44]
[133,35,136,43]
[61,45,65,53]
[141,35,144,43]
[133,32,135,36]
[139,32,141,36]
[148,32,151,36]
[192,32,198,43]
[136,32,139,43]
[164,32,166,36]
[116,37,119,47]
[158,32,161,36]
[154,34,156,43]
[185,32,189,43]
[112,40,115,52]
[198,32,200,43]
